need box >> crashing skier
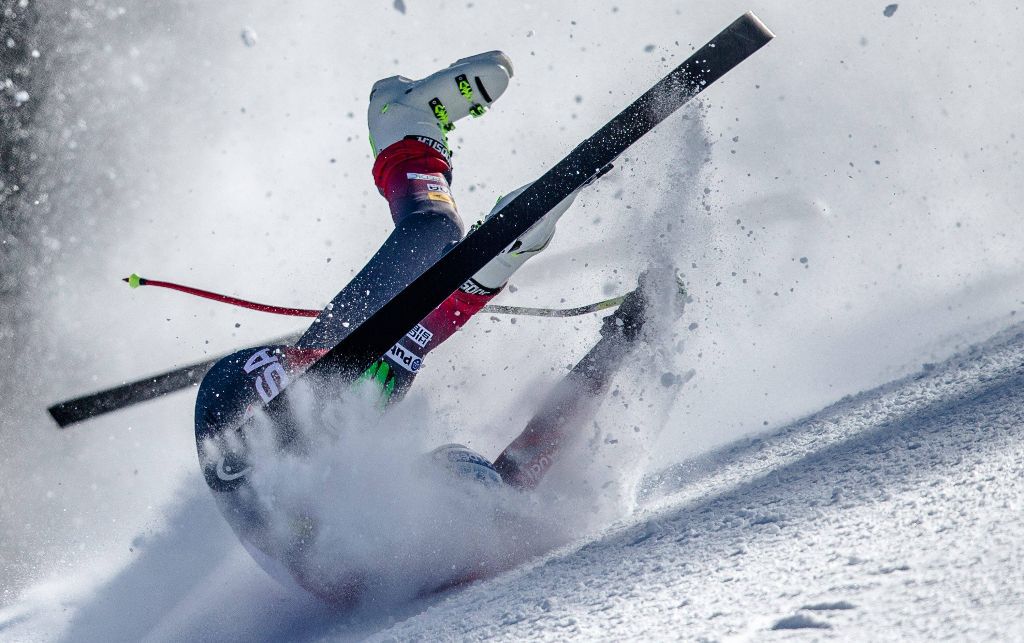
[28,9,771,608]
[193,51,653,603]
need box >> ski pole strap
[123,273,629,319]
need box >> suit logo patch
[388,344,423,372]
[406,324,434,348]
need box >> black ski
[47,298,633,427]
[196,11,772,491]
[53,14,772,435]
[270,12,774,411]
[47,332,304,427]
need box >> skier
[194,51,651,603]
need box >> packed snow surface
[4,310,1023,640]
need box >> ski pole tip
[125,273,142,288]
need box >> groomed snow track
[368,323,1024,641]
[4,324,1023,641]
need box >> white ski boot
[368,51,514,158]
[470,185,583,290]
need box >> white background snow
[1,0,1023,640]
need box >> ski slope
[4,306,1023,640]
[378,323,1024,641]
[3,0,1024,639]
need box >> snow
[4,310,1024,640]
[363,324,1024,641]
[240,28,258,48]
[3,0,1024,639]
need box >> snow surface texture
[2,0,1024,639]
[375,323,1024,639]
[4,292,1023,640]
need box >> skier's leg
[367,186,587,403]
[493,275,651,490]
[193,344,317,562]
[296,51,514,351]
[197,49,518,496]
[195,52,515,604]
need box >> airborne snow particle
[643,44,656,52]
[393,0,406,14]
[13,90,29,103]
[799,256,808,264]
[883,4,898,17]
[241,27,258,47]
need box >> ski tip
[47,402,77,428]
[738,11,775,42]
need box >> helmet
[428,443,503,487]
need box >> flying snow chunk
[241,27,258,47]
[394,0,407,14]
[13,89,29,103]
[883,4,898,17]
